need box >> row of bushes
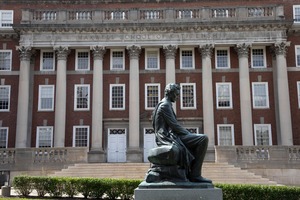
[13,176,300,200]
[13,176,140,199]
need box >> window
[111,11,126,20]
[0,128,8,148]
[178,10,193,19]
[295,46,300,67]
[73,126,90,147]
[0,10,13,28]
[213,9,229,18]
[216,83,232,109]
[74,84,90,111]
[144,11,162,19]
[294,5,300,22]
[180,49,194,69]
[180,83,196,109]
[0,50,12,71]
[76,50,90,71]
[145,49,159,70]
[40,51,55,71]
[186,127,199,134]
[111,50,125,70]
[251,47,266,68]
[110,84,125,110]
[36,126,53,148]
[297,82,300,108]
[0,85,10,111]
[215,48,230,69]
[145,84,160,109]
[254,124,272,145]
[38,85,54,111]
[252,82,269,108]
[217,124,234,146]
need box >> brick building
[0,0,300,172]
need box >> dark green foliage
[12,176,33,197]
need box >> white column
[15,46,32,148]
[199,44,215,147]
[127,45,141,161]
[163,45,177,112]
[54,46,69,147]
[91,46,106,151]
[273,42,293,145]
[235,43,253,145]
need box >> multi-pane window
[293,5,300,22]
[36,126,53,148]
[0,50,12,71]
[145,49,159,70]
[217,124,234,146]
[215,48,230,69]
[110,84,125,110]
[295,46,300,67]
[74,84,90,110]
[0,10,13,28]
[40,51,55,71]
[186,127,199,134]
[76,50,90,70]
[180,83,196,109]
[0,128,8,148]
[251,47,266,68]
[0,85,10,111]
[252,82,269,108]
[216,83,232,109]
[180,49,194,69]
[254,124,272,146]
[111,50,124,70]
[178,10,193,19]
[38,85,54,111]
[73,126,89,147]
[145,84,160,109]
[297,82,300,108]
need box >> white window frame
[110,49,125,70]
[73,125,90,147]
[254,124,272,146]
[110,84,125,110]
[215,47,230,69]
[293,5,300,23]
[36,126,53,148]
[74,84,90,111]
[252,82,269,109]
[0,10,13,28]
[145,83,160,110]
[297,81,300,108]
[75,49,90,71]
[180,48,195,69]
[0,50,12,71]
[251,47,266,68]
[216,82,233,109]
[0,85,10,112]
[38,85,55,111]
[295,45,300,67]
[40,50,55,71]
[145,48,160,70]
[217,124,235,146]
[180,83,196,109]
[0,127,8,148]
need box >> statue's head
[165,83,180,102]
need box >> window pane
[217,83,231,108]
[0,128,8,148]
[112,51,124,69]
[181,84,195,108]
[37,127,52,148]
[0,51,11,70]
[76,85,89,109]
[216,50,228,68]
[147,51,158,69]
[1,11,13,27]
[297,47,300,66]
[253,83,268,108]
[255,125,270,145]
[295,7,300,22]
[111,85,124,109]
[39,86,54,110]
[42,52,54,70]
[0,86,10,111]
[146,85,159,108]
[74,127,88,147]
[77,52,89,70]
[252,49,264,67]
[219,126,233,146]
[181,50,193,69]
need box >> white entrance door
[107,128,127,162]
[143,128,157,162]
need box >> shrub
[12,176,33,197]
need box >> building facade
[0,0,300,164]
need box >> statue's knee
[203,134,209,144]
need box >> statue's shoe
[189,176,212,183]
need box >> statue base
[135,182,223,200]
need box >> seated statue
[145,83,212,184]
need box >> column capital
[127,45,141,59]
[199,44,214,59]
[91,46,106,60]
[54,46,70,60]
[17,46,33,61]
[235,43,251,58]
[163,44,178,59]
[273,41,290,57]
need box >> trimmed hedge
[13,176,300,200]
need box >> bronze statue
[145,83,212,184]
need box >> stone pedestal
[87,150,106,163]
[1,186,11,197]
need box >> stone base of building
[88,150,106,163]
[126,148,143,162]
